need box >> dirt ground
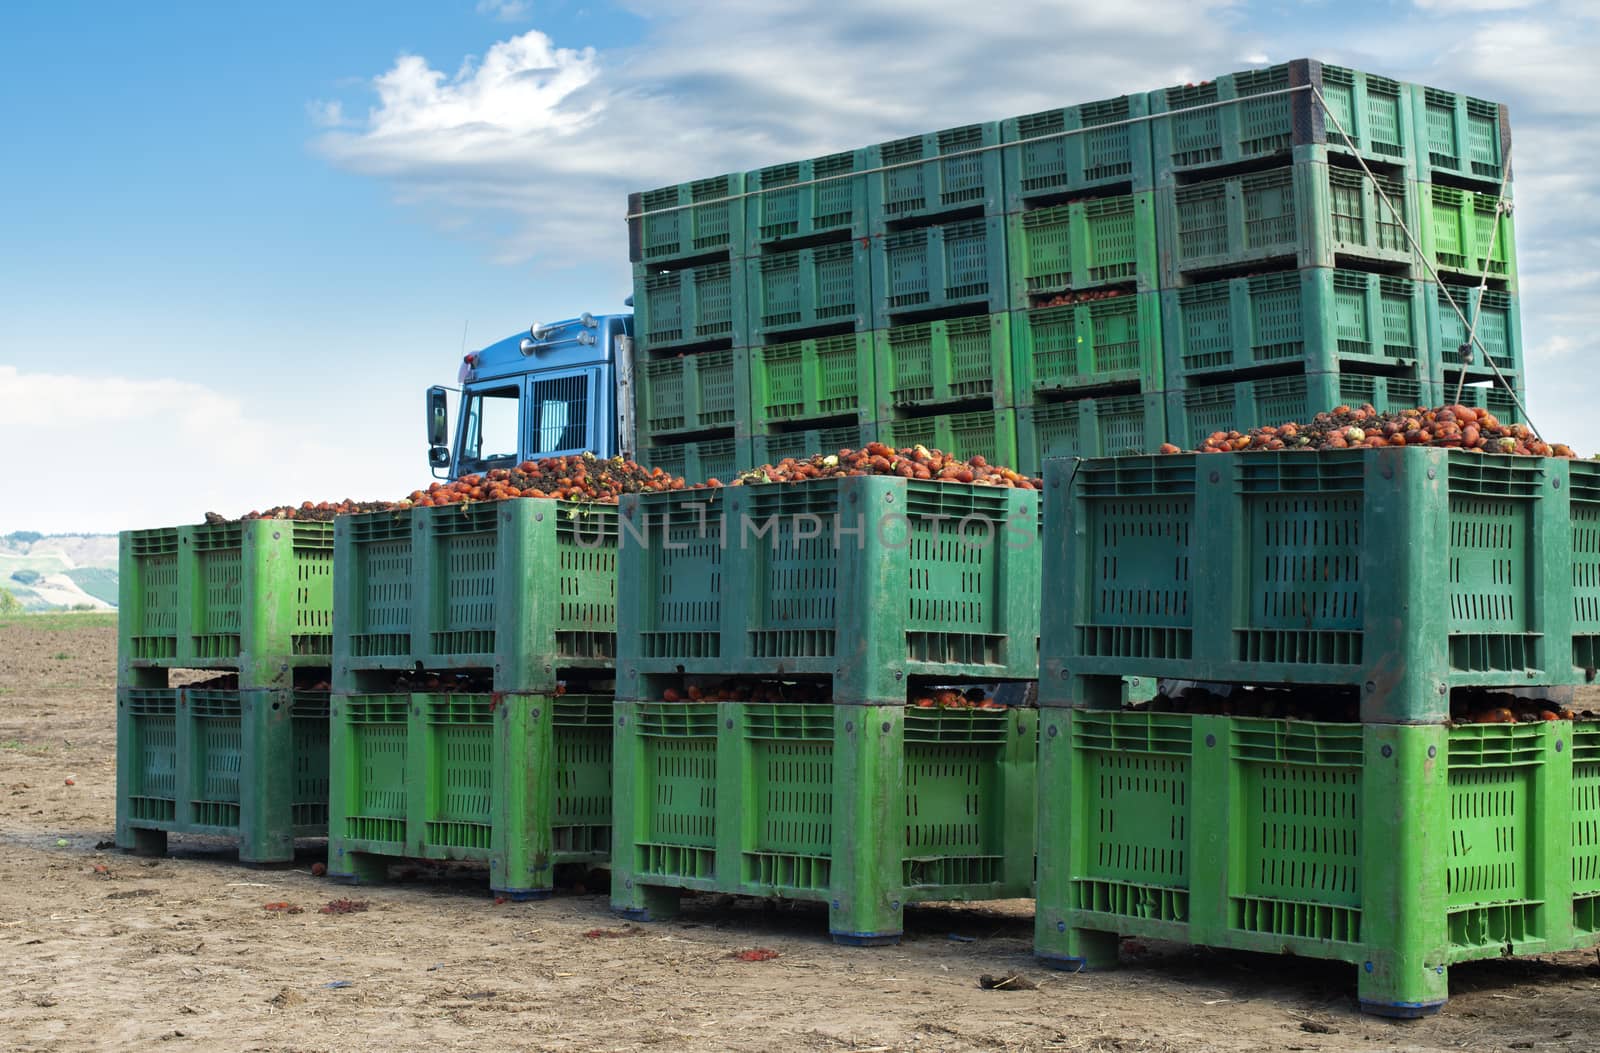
[4,615,1600,1052]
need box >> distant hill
[0,532,119,611]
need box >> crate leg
[238,690,296,865]
[1038,928,1119,971]
[489,696,554,901]
[122,827,168,857]
[613,881,681,922]
[829,705,903,948]
[330,849,389,885]
[1357,962,1447,1018]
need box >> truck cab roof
[467,313,633,382]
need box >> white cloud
[306,99,345,128]
[1414,0,1539,11]
[477,0,531,21]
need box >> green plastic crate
[1419,184,1517,288]
[1449,378,1526,425]
[1000,94,1156,207]
[1428,283,1524,379]
[628,173,744,265]
[1013,293,1163,397]
[1411,84,1510,187]
[874,312,1013,415]
[1036,712,1599,1015]
[333,500,618,692]
[117,521,333,687]
[612,701,1037,943]
[1165,371,1434,449]
[1149,60,1416,179]
[632,260,746,353]
[745,241,872,343]
[878,409,1019,470]
[115,686,329,861]
[745,149,871,252]
[1163,269,1429,384]
[872,216,1008,327]
[1042,449,1598,720]
[749,332,875,430]
[866,122,1003,223]
[617,477,1041,701]
[749,423,875,466]
[1017,393,1166,477]
[328,691,613,896]
[1007,193,1159,303]
[641,435,748,484]
[637,349,744,436]
[1158,158,1418,285]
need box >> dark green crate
[1037,712,1596,1015]
[1000,94,1155,207]
[745,241,872,343]
[873,216,1008,327]
[874,312,1013,415]
[745,149,871,252]
[117,521,333,687]
[612,701,1037,943]
[1013,293,1163,397]
[1411,84,1510,187]
[628,173,744,265]
[1017,393,1166,477]
[866,122,1003,224]
[1149,59,1415,179]
[1158,157,1418,285]
[638,349,743,436]
[1042,449,1597,720]
[1165,371,1435,449]
[1163,268,1429,384]
[328,691,613,896]
[334,500,618,692]
[115,686,329,861]
[1428,283,1524,379]
[641,435,748,484]
[1449,378,1526,425]
[1007,193,1159,303]
[749,423,875,466]
[1419,184,1517,288]
[633,260,746,353]
[617,477,1041,700]
[749,332,875,430]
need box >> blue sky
[2,0,1595,532]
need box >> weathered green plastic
[749,423,875,466]
[612,701,1037,942]
[1042,450,1598,721]
[1000,93,1155,207]
[744,149,871,253]
[642,434,748,484]
[117,520,333,688]
[1157,157,1418,286]
[1166,371,1435,449]
[1410,84,1510,188]
[865,122,1004,224]
[637,348,745,436]
[1428,283,1524,381]
[617,477,1041,702]
[749,332,875,431]
[333,500,617,692]
[1017,393,1166,477]
[1163,268,1429,384]
[327,691,612,896]
[746,241,872,343]
[114,686,329,861]
[628,172,744,265]
[1006,193,1159,303]
[1013,293,1163,398]
[1036,711,1597,1015]
[1451,378,1525,426]
[874,312,1014,416]
[878,410,1019,471]
[632,259,747,353]
[1419,183,1517,289]
[1149,60,1417,181]
[872,216,1008,328]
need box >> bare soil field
[4,614,1600,1052]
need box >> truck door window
[460,386,520,469]
[529,375,590,453]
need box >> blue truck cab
[426,312,635,480]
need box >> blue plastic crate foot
[831,931,902,948]
[494,888,553,902]
[1036,952,1092,973]
[1359,999,1445,1019]
[614,907,657,922]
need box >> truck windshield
[459,385,520,470]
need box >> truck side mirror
[426,386,449,447]
[428,446,451,469]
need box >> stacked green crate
[328,499,618,897]
[115,520,334,862]
[611,478,1042,942]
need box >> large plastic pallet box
[628,173,745,266]
[1036,711,1600,1015]
[748,423,876,468]
[878,410,1019,472]
[1148,59,1416,181]
[865,122,1003,225]
[1040,450,1600,722]
[1007,194,1160,304]
[1165,372,1434,449]
[616,478,1042,703]
[874,312,1014,417]
[745,240,873,345]
[1000,94,1156,209]
[632,260,747,353]
[871,217,1008,328]
[1016,393,1166,478]
[1013,293,1163,399]
[1419,184,1518,289]
[328,689,612,897]
[115,685,330,861]
[1411,83,1511,188]
[1428,283,1523,381]
[333,500,618,694]
[612,700,1037,943]
[637,348,745,437]
[744,149,872,254]
[1162,269,1429,386]
[749,332,875,433]
[642,435,748,484]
